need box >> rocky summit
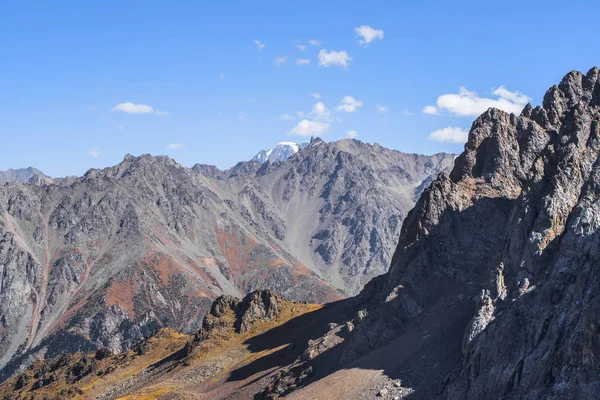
[0,138,453,380]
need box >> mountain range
[1,66,597,400]
[0,138,454,380]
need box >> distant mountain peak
[252,141,309,164]
[0,167,51,185]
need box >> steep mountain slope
[200,139,455,295]
[0,167,52,185]
[0,139,454,380]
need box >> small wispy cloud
[254,39,265,51]
[88,148,101,158]
[296,58,311,65]
[422,105,439,115]
[275,56,287,67]
[111,102,168,115]
[279,114,295,121]
[402,110,413,116]
[336,96,363,113]
[318,49,352,68]
[377,105,388,113]
[308,39,321,46]
[166,143,183,149]
[295,44,307,51]
[355,25,384,46]
[220,73,225,79]
[311,93,322,99]
[239,112,249,120]
[347,130,358,138]
[111,102,154,114]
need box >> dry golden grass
[116,386,173,400]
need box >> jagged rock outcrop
[261,67,600,400]
[198,290,284,339]
[0,139,453,380]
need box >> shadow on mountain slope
[223,194,510,399]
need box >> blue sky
[1,1,599,177]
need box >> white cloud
[239,112,249,120]
[318,49,352,68]
[311,101,333,121]
[156,110,169,116]
[355,25,384,45]
[434,86,531,116]
[492,86,531,105]
[88,148,101,158]
[279,114,295,121]
[308,39,321,46]
[254,39,265,51]
[428,126,469,143]
[311,93,322,99]
[296,44,307,51]
[336,96,363,113]
[377,105,388,113]
[422,105,439,115]
[275,56,287,67]
[167,143,183,149]
[402,110,413,116]
[288,119,330,136]
[347,130,358,138]
[220,73,225,79]
[111,102,154,114]
[296,58,311,65]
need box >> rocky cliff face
[257,67,600,400]
[0,139,453,379]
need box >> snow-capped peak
[252,141,308,164]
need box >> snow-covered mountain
[252,141,309,163]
